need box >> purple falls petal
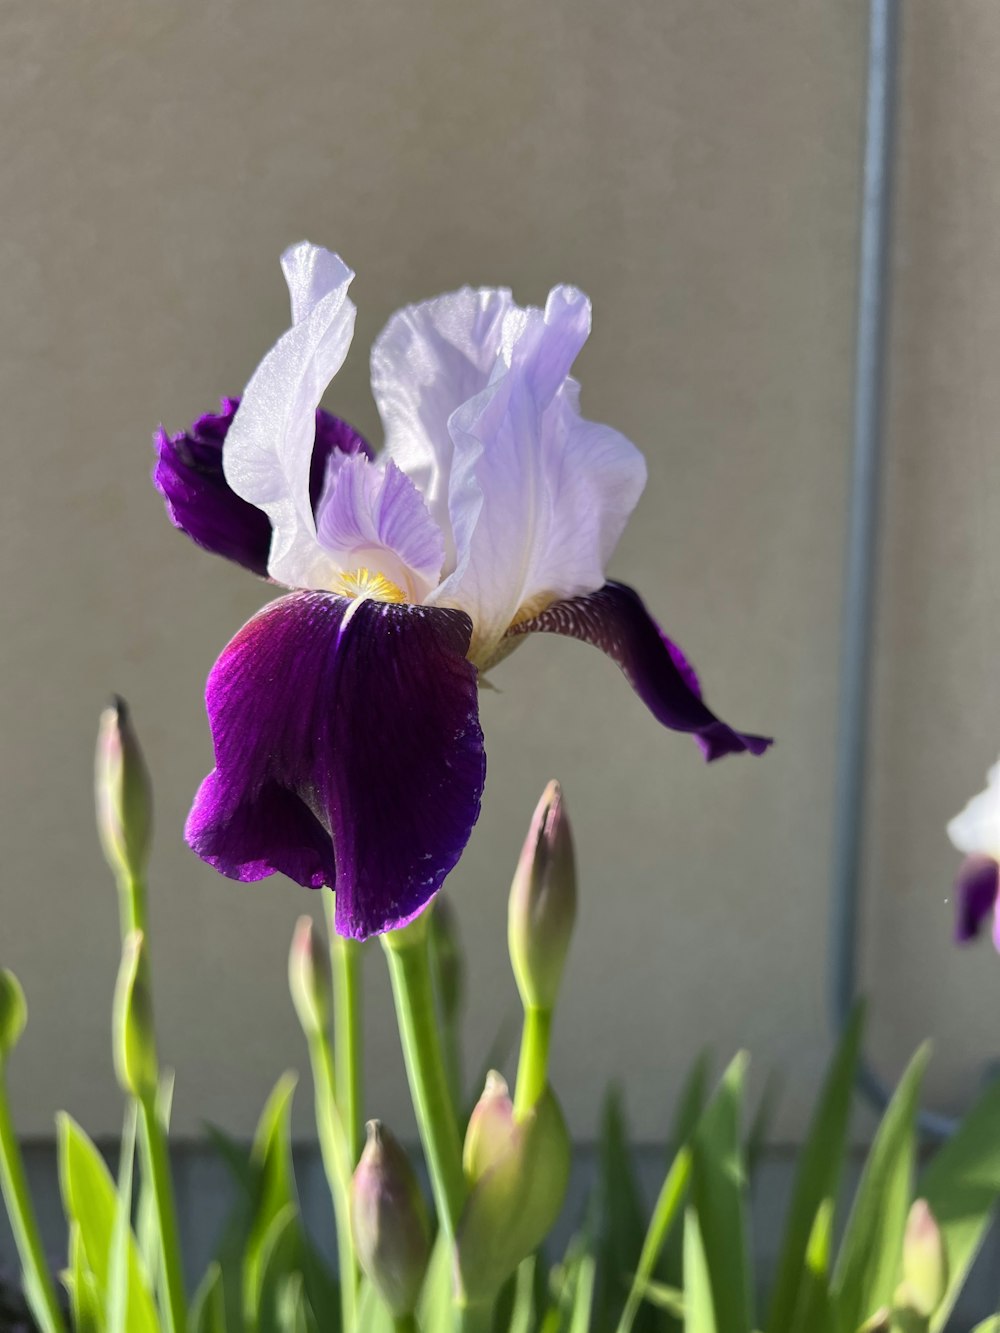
[953,853,1000,945]
[185,590,485,939]
[507,580,772,761]
[154,400,370,576]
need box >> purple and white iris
[948,757,1000,951]
[155,242,771,939]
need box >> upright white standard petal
[371,287,515,570]
[431,286,648,666]
[223,242,357,589]
[948,757,1000,861]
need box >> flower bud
[288,916,331,1041]
[429,896,463,1025]
[456,1085,571,1303]
[351,1120,431,1318]
[95,697,153,884]
[113,931,157,1100]
[463,1071,514,1183]
[0,970,27,1062]
[898,1199,948,1317]
[508,781,577,1012]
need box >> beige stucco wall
[1,0,995,1146]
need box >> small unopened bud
[429,896,463,1025]
[113,931,157,1100]
[898,1199,948,1317]
[463,1071,514,1183]
[95,697,153,884]
[351,1121,431,1318]
[456,1085,571,1303]
[508,781,576,1011]
[288,916,331,1041]
[0,970,27,1062]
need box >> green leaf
[830,1044,930,1333]
[690,1053,752,1333]
[661,1052,712,1333]
[592,1087,651,1333]
[56,1113,158,1333]
[746,1072,781,1185]
[509,1255,536,1333]
[137,1072,174,1287]
[107,1099,138,1333]
[244,1073,299,1322]
[417,1230,455,1333]
[567,1252,597,1333]
[189,1262,227,1333]
[356,1278,395,1333]
[787,1198,834,1333]
[919,1073,1000,1331]
[767,1003,864,1333]
[682,1210,716,1333]
[630,1279,685,1318]
[63,1223,101,1333]
[255,1203,301,1333]
[971,1320,1000,1333]
[616,1146,692,1333]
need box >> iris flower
[948,757,1000,950]
[154,243,771,939]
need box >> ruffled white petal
[371,287,515,569]
[430,286,647,664]
[223,242,357,589]
[948,757,1000,859]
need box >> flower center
[333,567,408,603]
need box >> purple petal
[154,401,370,576]
[953,854,1000,945]
[186,590,485,939]
[507,581,772,761]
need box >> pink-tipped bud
[95,697,153,884]
[899,1199,948,1317]
[508,781,577,1012]
[288,916,331,1041]
[113,931,157,1100]
[463,1071,515,1184]
[351,1120,431,1318]
[0,970,27,1063]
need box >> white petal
[371,287,515,570]
[223,243,356,589]
[430,286,647,664]
[948,757,1000,859]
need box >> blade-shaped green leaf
[62,1223,101,1333]
[787,1197,834,1333]
[189,1262,228,1333]
[830,1044,930,1333]
[356,1278,395,1333]
[137,1071,174,1287]
[567,1252,597,1333]
[630,1280,685,1318]
[107,1099,138,1333]
[661,1052,712,1333]
[683,1210,716,1333]
[244,1073,299,1322]
[691,1053,752,1333]
[56,1113,158,1333]
[617,1146,692,1333]
[746,1072,781,1185]
[767,1003,864,1333]
[509,1255,536,1333]
[592,1087,651,1333]
[417,1229,456,1333]
[919,1073,1000,1331]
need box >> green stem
[116,872,147,938]
[138,1094,185,1333]
[381,916,466,1240]
[307,1033,357,1332]
[325,892,363,1166]
[513,1006,552,1118]
[0,1071,66,1333]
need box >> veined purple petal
[507,581,772,761]
[154,401,371,575]
[953,854,1000,946]
[185,590,485,939]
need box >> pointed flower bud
[456,1084,571,1303]
[95,697,153,884]
[351,1120,431,1318]
[899,1199,948,1317]
[463,1071,514,1184]
[288,916,331,1041]
[113,931,158,1100]
[429,895,463,1025]
[0,970,27,1062]
[508,781,577,1012]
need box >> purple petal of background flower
[185,590,485,939]
[506,580,772,761]
[153,399,371,576]
[953,853,1000,945]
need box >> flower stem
[137,1092,185,1333]
[325,893,363,1166]
[513,1005,552,1118]
[381,915,466,1240]
[0,1071,65,1333]
[306,1031,357,1332]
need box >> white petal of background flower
[948,757,1000,860]
[223,242,357,590]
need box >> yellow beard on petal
[332,567,408,603]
